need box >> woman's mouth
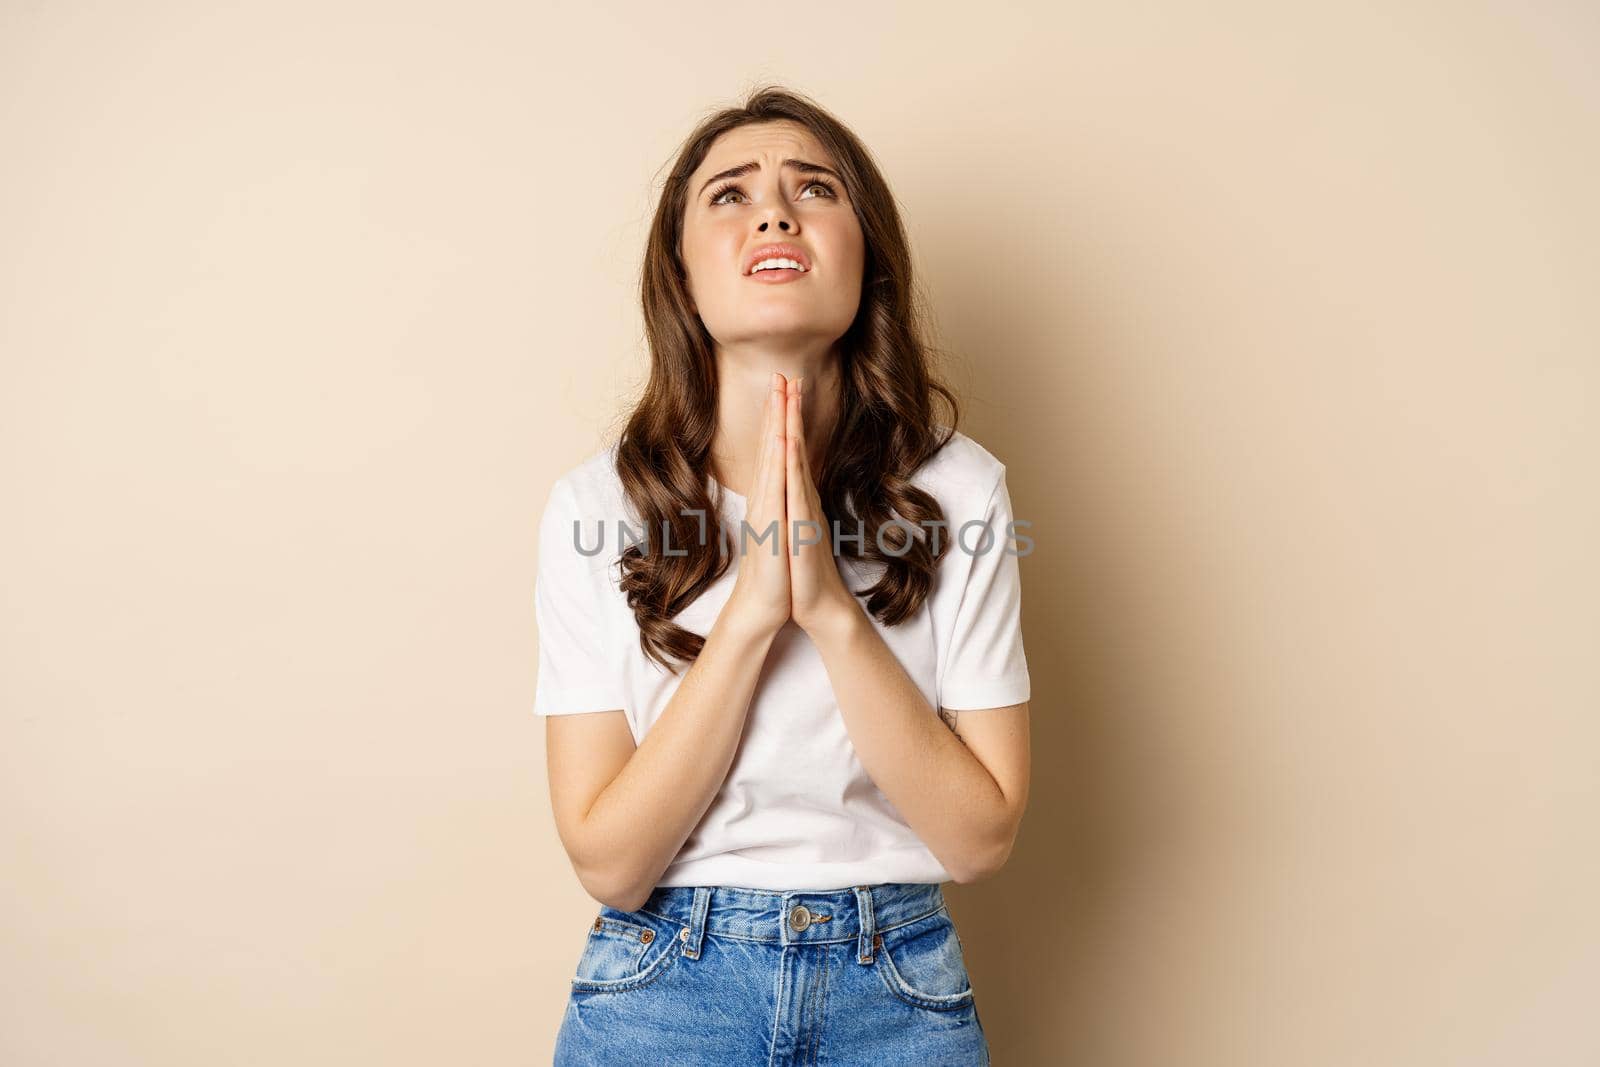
[746,260,808,284]
[742,245,813,281]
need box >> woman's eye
[710,179,838,206]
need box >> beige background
[3,2,1596,1064]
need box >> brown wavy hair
[613,84,965,673]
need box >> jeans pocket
[570,907,683,994]
[873,907,977,1011]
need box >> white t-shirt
[532,427,1030,890]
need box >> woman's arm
[545,608,778,912]
[546,378,794,911]
[777,380,1029,881]
[806,607,1031,883]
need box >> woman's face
[680,121,865,351]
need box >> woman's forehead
[700,122,833,173]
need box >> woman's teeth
[749,258,806,274]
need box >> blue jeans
[553,882,990,1066]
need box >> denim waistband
[634,882,947,963]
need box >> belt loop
[682,887,713,959]
[853,885,876,965]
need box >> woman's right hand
[724,372,792,638]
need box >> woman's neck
[709,345,840,498]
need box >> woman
[533,85,1031,1066]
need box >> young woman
[533,86,1031,1066]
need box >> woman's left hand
[784,376,859,638]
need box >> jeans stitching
[633,902,945,943]
[809,943,833,1066]
[569,933,682,995]
[873,918,975,1011]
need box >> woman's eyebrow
[696,159,842,198]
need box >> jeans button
[789,905,812,931]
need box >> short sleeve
[532,477,627,716]
[937,469,1032,711]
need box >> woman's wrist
[717,593,787,645]
[798,595,868,650]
